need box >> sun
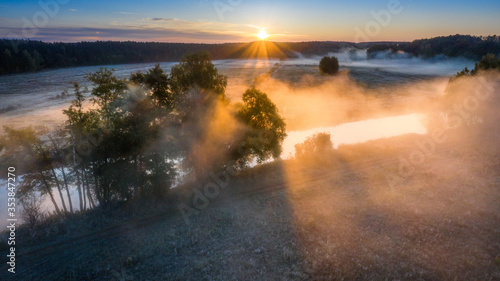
[257,29,269,40]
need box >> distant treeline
[367,35,500,60]
[2,35,499,75]
[0,40,354,75]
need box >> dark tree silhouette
[319,56,339,75]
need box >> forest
[0,40,352,74]
[367,34,500,59]
[3,35,500,75]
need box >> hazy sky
[0,0,499,43]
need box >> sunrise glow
[257,29,269,40]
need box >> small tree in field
[295,132,336,167]
[295,132,333,159]
[19,191,45,232]
[319,56,339,75]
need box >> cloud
[248,25,265,30]
[0,26,249,43]
[150,18,177,22]
[69,9,77,12]
[0,17,275,43]
[145,18,202,28]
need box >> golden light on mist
[281,114,428,158]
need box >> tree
[19,190,45,231]
[170,52,229,180]
[21,49,37,72]
[236,88,287,166]
[64,68,178,204]
[170,52,227,97]
[130,64,174,109]
[451,53,500,80]
[473,53,500,73]
[294,132,336,167]
[63,82,99,209]
[1,126,64,214]
[319,56,339,75]
[1,48,14,72]
[295,132,334,159]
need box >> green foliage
[168,53,230,179]
[319,56,339,75]
[130,64,173,109]
[1,51,288,215]
[86,68,127,107]
[474,53,500,72]
[0,126,68,214]
[170,52,227,97]
[452,54,500,80]
[294,132,334,159]
[1,126,43,173]
[294,132,337,167]
[367,35,500,60]
[237,88,287,165]
[453,66,471,78]
[79,71,177,203]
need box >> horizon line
[3,33,498,45]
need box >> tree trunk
[50,166,68,213]
[69,124,84,210]
[38,171,61,215]
[47,136,72,213]
[49,135,74,213]
[84,164,96,208]
[81,169,87,210]
[60,167,73,213]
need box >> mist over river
[0,53,474,225]
[0,51,473,124]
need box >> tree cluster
[294,132,336,167]
[319,56,340,75]
[367,35,500,60]
[452,54,500,80]
[0,52,287,217]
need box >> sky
[0,0,499,43]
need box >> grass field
[2,124,499,280]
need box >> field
[1,60,499,281]
[2,131,499,280]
